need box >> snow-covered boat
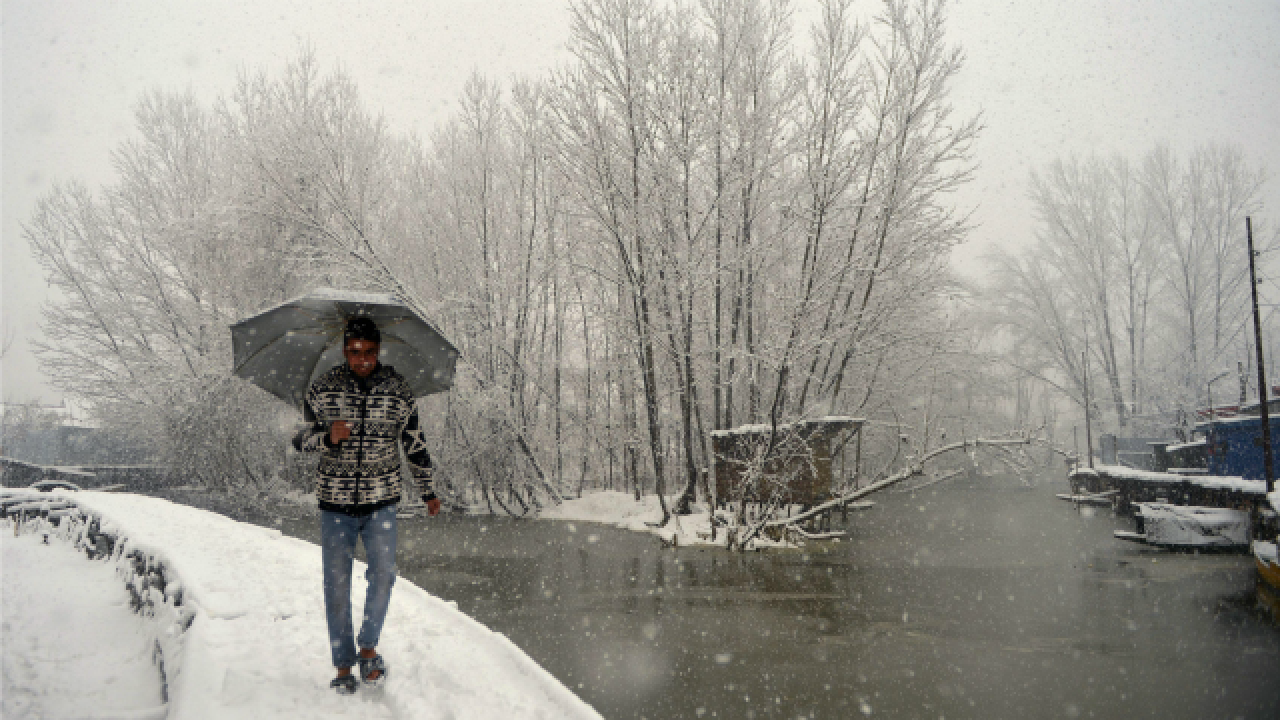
[1255,490,1280,591]
[1113,502,1250,549]
[1255,540,1280,592]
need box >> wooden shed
[710,417,864,507]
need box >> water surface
[282,475,1280,719]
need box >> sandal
[359,653,388,687]
[330,674,358,695]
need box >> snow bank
[538,491,864,549]
[538,491,735,547]
[3,530,167,719]
[15,490,601,720]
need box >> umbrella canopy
[230,288,459,408]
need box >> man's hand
[329,420,351,444]
[425,494,441,517]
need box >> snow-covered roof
[1092,463,1266,495]
[709,416,864,438]
[1198,414,1274,428]
[710,423,772,437]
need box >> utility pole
[1073,426,1079,467]
[1247,216,1275,494]
[1239,359,1248,406]
[1083,343,1094,469]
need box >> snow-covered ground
[2,490,601,720]
[539,490,733,547]
[3,530,167,720]
[538,490,846,549]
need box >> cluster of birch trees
[27,0,979,513]
[988,145,1273,438]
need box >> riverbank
[2,490,601,720]
[537,490,738,547]
[538,489,865,550]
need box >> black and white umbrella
[230,288,459,408]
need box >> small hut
[710,417,864,508]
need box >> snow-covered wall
[13,490,602,720]
[72,509,189,703]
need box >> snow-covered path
[2,491,602,720]
[3,530,167,720]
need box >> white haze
[3,0,1278,403]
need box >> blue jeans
[321,505,398,668]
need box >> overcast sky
[4,0,1279,404]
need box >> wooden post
[1247,216,1275,493]
[703,467,717,541]
[854,430,863,489]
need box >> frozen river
[283,474,1280,719]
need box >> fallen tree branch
[897,469,964,494]
[1026,435,1077,460]
[732,493,786,551]
[763,437,1034,530]
[787,526,848,541]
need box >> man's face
[344,339,380,378]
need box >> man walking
[294,316,441,695]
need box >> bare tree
[990,144,1270,436]
[29,0,984,518]
[27,80,309,499]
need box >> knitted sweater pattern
[296,364,432,509]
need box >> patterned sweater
[294,363,433,514]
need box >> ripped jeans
[320,505,398,668]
